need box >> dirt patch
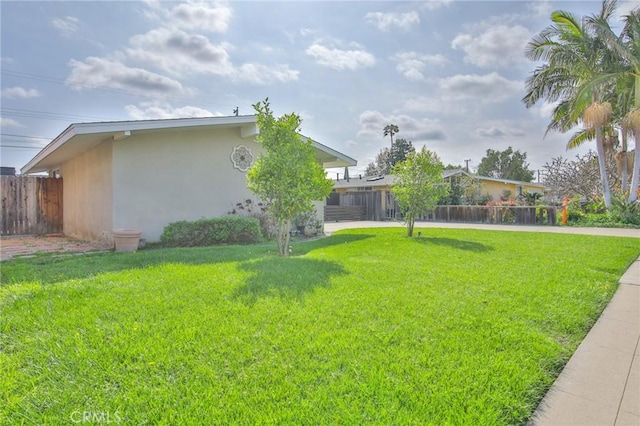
[1,235,112,262]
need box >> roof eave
[21,123,77,175]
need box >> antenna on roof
[233,107,239,116]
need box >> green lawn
[1,228,638,424]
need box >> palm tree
[523,1,620,208]
[383,124,399,149]
[591,7,640,201]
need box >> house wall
[480,181,517,200]
[111,127,263,242]
[60,140,113,242]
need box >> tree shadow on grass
[1,233,370,286]
[232,257,348,305]
[293,233,375,255]
[412,236,495,252]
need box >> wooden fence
[324,205,366,222]
[1,176,63,235]
[326,190,558,225]
[429,205,557,225]
[327,191,390,221]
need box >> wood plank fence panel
[327,190,557,225]
[1,176,63,235]
[324,205,366,222]
[431,205,557,225]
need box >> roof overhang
[21,115,356,174]
[303,136,356,168]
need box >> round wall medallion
[231,145,253,172]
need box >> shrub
[160,215,262,247]
[229,199,276,240]
[609,197,640,225]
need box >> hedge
[160,215,262,247]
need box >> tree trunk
[629,129,640,202]
[621,128,628,193]
[595,125,612,208]
[406,215,415,237]
[276,219,291,256]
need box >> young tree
[391,147,449,237]
[247,99,334,256]
[476,147,535,182]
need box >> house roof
[334,169,546,190]
[445,168,546,188]
[333,174,399,189]
[21,115,357,174]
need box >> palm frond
[567,128,595,149]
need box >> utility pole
[464,159,471,172]
[233,107,239,116]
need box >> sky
[1,0,639,179]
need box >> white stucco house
[21,115,356,244]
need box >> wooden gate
[1,176,63,235]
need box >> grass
[1,228,639,424]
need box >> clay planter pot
[113,229,142,252]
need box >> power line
[0,133,52,139]
[1,107,116,122]
[0,145,43,149]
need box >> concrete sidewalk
[324,221,640,424]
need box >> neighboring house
[444,169,546,200]
[328,169,546,221]
[334,169,545,200]
[21,115,356,243]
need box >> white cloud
[616,1,640,20]
[364,11,420,32]
[1,87,41,99]
[472,126,525,138]
[234,63,299,85]
[421,0,452,11]
[439,72,521,101]
[357,110,446,143]
[126,28,298,84]
[400,73,522,115]
[1,118,24,128]
[66,56,185,95]
[306,42,375,71]
[401,96,442,113]
[392,51,448,81]
[534,101,559,120]
[451,24,532,68]
[51,16,79,35]
[127,28,234,75]
[526,1,552,18]
[125,101,220,120]
[299,28,319,37]
[145,0,232,33]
